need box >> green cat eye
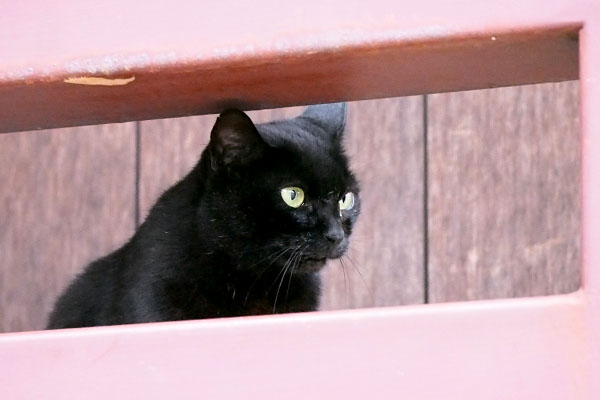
[339,192,355,211]
[281,187,305,208]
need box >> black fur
[47,103,360,329]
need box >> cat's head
[200,103,360,274]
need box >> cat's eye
[281,187,305,208]
[339,192,355,211]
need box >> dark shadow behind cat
[47,103,360,329]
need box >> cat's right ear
[208,109,266,170]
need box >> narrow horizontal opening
[0,80,581,333]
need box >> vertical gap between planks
[134,121,141,228]
[422,95,430,304]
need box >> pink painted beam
[0,294,588,399]
[580,12,600,398]
[0,1,580,133]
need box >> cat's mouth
[299,243,348,273]
[300,257,328,273]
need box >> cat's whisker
[285,245,307,305]
[244,247,293,305]
[246,245,289,269]
[268,246,300,292]
[258,247,291,268]
[346,238,368,245]
[272,247,301,314]
[342,234,369,245]
[338,257,349,308]
[344,253,374,305]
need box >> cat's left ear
[299,102,348,142]
[209,109,267,169]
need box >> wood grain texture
[0,124,136,333]
[427,81,581,302]
[139,99,426,311]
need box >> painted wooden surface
[0,0,579,133]
[427,81,581,302]
[0,124,136,332]
[0,1,599,397]
[580,23,600,398]
[0,293,587,399]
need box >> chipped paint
[64,76,135,86]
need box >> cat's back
[47,172,203,329]
[46,246,128,329]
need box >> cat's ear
[299,102,348,142]
[209,109,266,169]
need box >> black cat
[47,103,360,329]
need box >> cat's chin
[298,257,328,273]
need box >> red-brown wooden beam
[0,1,579,133]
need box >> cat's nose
[325,224,344,245]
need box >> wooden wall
[0,81,580,333]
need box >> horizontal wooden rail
[0,1,580,133]
[0,294,589,399]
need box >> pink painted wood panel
[0,294,587,399]
[0,1,579,133]
[579,17,600,397]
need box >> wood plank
[427,81,581,302]
[0,0,581,133]
[0,124,136,333]
[0,294,587,399]
[139,99,426,311]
